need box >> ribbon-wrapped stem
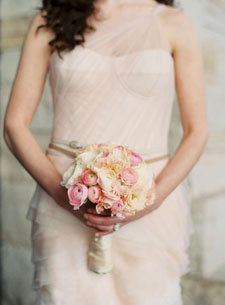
[88,233,113,274]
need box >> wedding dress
[26,1,194,304]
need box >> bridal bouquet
[61,142,156,274]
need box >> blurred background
[1,0,225,304]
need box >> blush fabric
[26,2,195,304]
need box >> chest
[49,46,174,99]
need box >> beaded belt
[48,138,170,164]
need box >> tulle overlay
[26,1,195,304]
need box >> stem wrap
[88,234,113,274]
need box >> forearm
[152,130,208,206]
[4,122,95,224]
[4,122,62,197]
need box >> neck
[93,0,158,22]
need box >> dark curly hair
[38,0,174,55]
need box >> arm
[151,8,208,206]
[3,12,91,222]
[4,12,60,193]
[84,9,209,236]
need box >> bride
[4,0,208,304]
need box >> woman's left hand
[83,198,162,237]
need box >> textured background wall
[1,1,225,304]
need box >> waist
[48,137,170,164]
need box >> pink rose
[129,152,143,166]
[88,185,102,203]
[81,169,98,186]
[67,183,88,210]
[118,167,139,185]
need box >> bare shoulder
[24,10,55,53]
[157,6,198,54]
[167,7,195,33]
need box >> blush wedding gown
[26,1,194,304]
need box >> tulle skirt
[26,147,194,305]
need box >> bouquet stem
[88,234,113,274]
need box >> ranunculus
[94,168,117,194]
[61,143,156,219]
[76,149,100,167]
[111,148,128,165]
[101,194,116,207]
[88,185,101,203]
[118,167,139,185]
[89,166,121,202]
[82,168,98,186]
[135,163,154,189]
[67,183,88,210]
[111,198,126,216]
[61,161,84,188]
[95,195,112,214]
[129,151,143,166]
[113,179,128,196]
[127,184,147,212]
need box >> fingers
[87,222,113,232]
[86,207,111,216]
[84,213,124,226]
[86,221,124,236]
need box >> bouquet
[61,142,156,274]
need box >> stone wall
[1,1,225,304]
[178,1,225,304]
[1,1,52,304]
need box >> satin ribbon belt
[48,141,170,164]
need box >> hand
[50,184,91,225]
[83,196,162,237]
[74,201,113,227]
[51,184,107,227]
